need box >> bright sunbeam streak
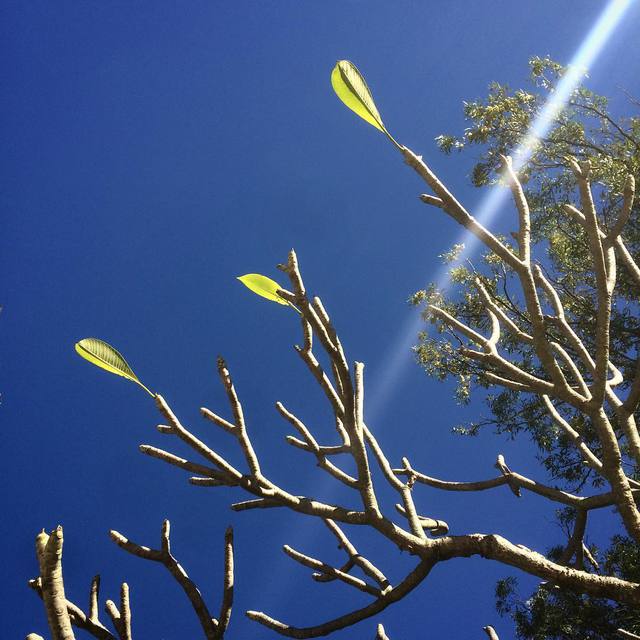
[255,0,633,616]
[367,0,633,427]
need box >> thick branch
[402,146,522,270]
[36,527,75,640]
[29,578,115,640]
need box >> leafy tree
[28,59,640,640]
[413,56,640,638]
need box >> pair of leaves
[76,276,294,393]
[236,65,394,309]
[331,60,399,147]
[76,60,387,394]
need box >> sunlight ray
[367,0,633,427]
[255,0,633,613]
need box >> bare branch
[495,454,522,497]
[216,357,262,478]
[110,521,219,640]
[403,146,522,270]
[475,278,533,344]
[501,154,531,264]
[215,526,234,640]
[139,444,228,482]
[321,519,390,590]
[419,193,444,208]
[394,504,449,536]
[363,424,425,539]
[246,559,435,638]
[200,407,236,434]
[430,533,640,605]
[542,397,604,473]
[154,395,243,482]
[395,457,626,510]
[563,202,640,287]
[376,623,391,640]
[276,401,358,487]
[35,527,75,640]
[558,509,588,567]
[282,544,383,597]
[605,174,635,246]
[89,576,100,624]
[104,584,131,640]
[230,498,282,511]
[29,578,115,640]
[483,626,500,640]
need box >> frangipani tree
[28,61,640,640]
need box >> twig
[376,623,391,640]
[282,544,382,597]
[110,520,221,640]
[246,559,435,638]
[104,583,131,640]
[321,519,390,590]
[483,626,500,640]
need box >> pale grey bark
[29,137,640,638]
[30,523,233,640]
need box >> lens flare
[368,0,633,426]
[255,0,633,613]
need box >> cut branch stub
[36,526,76,640]
[494,455,521,497]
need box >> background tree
[28,59,640,640]
[413,56,640,638]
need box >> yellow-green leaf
[237,274,289,305]
[331,60,398,146]
[75,337,154,397]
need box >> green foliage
[414,54,640,487]
[412,56,640,636]
[496,537,640,639]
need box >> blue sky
[3,1,640,638]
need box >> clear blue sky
[3,2,640,638]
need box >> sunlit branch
[276,401,358,487]
[246,558,435,639]
[394,456,637,511]
[557,509,588,567]
[376,623,391,640]
[110,520,231,640]
[104,583,132,640]
[403,146,523,270]
[35,527,75,640]
[542,396,604,473]
[282,544,383,597]
[501,155,531,264]
[475,278,533,344]
[30,542,115,640]
[604,174,635,246]
[483,626,500,640]
[320,519,390,590]
[362,424,426,538]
